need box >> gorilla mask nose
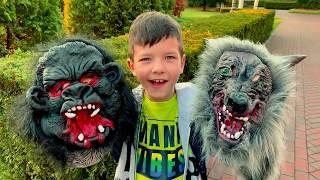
[227,92,248,114]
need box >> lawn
[289,9,320,14]
[273,17,283,30]
[181,8,219,18]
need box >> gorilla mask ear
[282,55,307,67]
[26,86,49,111]
[104,62,123,85]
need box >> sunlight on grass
[289,9,320,14]
[178,8,221,23]
[273,17,282,30]
[181,8,219,18]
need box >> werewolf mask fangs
[211,51,272,145]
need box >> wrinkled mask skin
[210,51,272,146]
[24,39,137,167]
[191,37,306,180]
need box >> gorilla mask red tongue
[63,107,114,149]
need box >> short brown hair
[128,11,184,59]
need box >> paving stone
[295,171,309,180]
[310,171,320,180]
[280,175,294,180]
[265,10,320,179]
[295,158,309,172]
[310,153,320,161]
[281,162,295,176]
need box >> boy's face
[128,37,186,101]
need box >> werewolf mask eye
[219,67,232,77]
[258,79,265,88]
[80,72,99,86]
[252,74,260,82]
[48,80,71,98]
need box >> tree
[253,0,260,9]
[231,0,237,11]
[238,0,244,9]
[173,0,185,17]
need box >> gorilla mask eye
[220,67,231,77]
[80,72,99,86]
[48,80,71,98]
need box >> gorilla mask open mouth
[62,103,114,149]
[213,91,263,145]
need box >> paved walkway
[210,10,320,180]
[266,10,320,180]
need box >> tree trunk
[238,0,244,9]
[231,0,237,11]
[5,26,13,50]
[253,0,260,9]
[203,0,207,11]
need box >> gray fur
[191,37,305,179]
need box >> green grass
[179,8,220,22]
[273,17,283,30]
[289,9,320,14]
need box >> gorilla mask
[23,39,137,167]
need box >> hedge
[264,1,298,9]
[68,0,176,38]
[0,0,62,57]
[0,9,275,179]
[298,2,320,9]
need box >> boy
[114,11,206,179]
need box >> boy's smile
[128,37,186,101]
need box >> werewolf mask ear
[26,86,49,111]
[104,62,123,85]
[282,55,306,67]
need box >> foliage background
[0,0,62,57]
[0,3,277,179]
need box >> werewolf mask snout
[210,51,272,145]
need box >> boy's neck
[143,90,176,102]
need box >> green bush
[0,9,275,178]
[0,49,34,95]
[264,1,298,9]
[298,2,320,9]
[70,0,152,38]
[0,0,62,57]
[244,0,266,7]
[69,0,176,38]
[297,0,320,3]
[180,9,275,80]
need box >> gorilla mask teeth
[98,125,105,133]
[65,112,76,118]
[78,133,84,141]
[62,103,115,148]
[91,108,100,117]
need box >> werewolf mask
[191,37,305,179]
[21,39,137,167]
